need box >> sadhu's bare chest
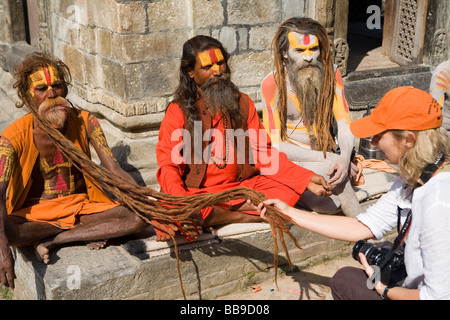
[30,129,85,198]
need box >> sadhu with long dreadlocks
[0,52,148,288]
[261,17,361,217]
[155,35,332,242]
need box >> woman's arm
[258,199,374,242]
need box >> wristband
[380,285,393,300]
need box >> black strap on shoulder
[418,153,445,187]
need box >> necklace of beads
[210,116,228,169]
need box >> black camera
[352,240,407,286]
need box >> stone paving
[216,253,361,300]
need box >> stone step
[11,175,391,300]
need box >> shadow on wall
[111,144,146,187]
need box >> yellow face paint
[198,48,224,67]
[288,31,319,57]
[29,65,61,97]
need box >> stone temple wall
[1,0,448,186]
[9,0,312,186]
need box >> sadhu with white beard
[0,52,147,288]
[261,17,361,217]
[156,35,332,242]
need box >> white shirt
[357,172,450,300]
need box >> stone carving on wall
[431,29,449,66]
[333,38,349,76]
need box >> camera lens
[351,240,378,264]
[352,240,367,261]
[352,240,375,262]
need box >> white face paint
[286,31,321,68]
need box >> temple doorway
[331,0,429,75]
[346,0,399,72]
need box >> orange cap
[350,86,442,138]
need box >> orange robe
[1,109,118,229]
[156,93,315,219]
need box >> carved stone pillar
[333,0,349,75]
[315,0,335,36]
[315,0,350,75]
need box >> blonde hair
[392,127,450,187]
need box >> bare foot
[202,225,218,234]
[34,243,50,264]
[85,240,107,250]
[178,220,203,241]
[152,220,178,242]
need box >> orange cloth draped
[156,94,316,220]
[11,194,119,229]
[350,154,397,186]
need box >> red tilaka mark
[43,64,52,86]
[209,49,218,64]
[303,34,310,45]
[53,148,64,164]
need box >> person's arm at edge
[0,137,16,289]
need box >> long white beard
[286,62,324,125]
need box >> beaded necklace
[210,116,228,169]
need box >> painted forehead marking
[29,65,61,96]
[43,65,52,85]
[288,32,319,49]
[30,65,60,85]
[198,48,224,67]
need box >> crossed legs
[6,205,146,264]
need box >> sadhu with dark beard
[0,52,147,288]
[261,17,361,217]
[156,35,332,242]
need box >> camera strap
[375,209,412,273]
[393,207,412,251]
[380,154,445,267]
[417,153,445,187]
